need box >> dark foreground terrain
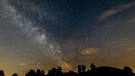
[1,64,134,76]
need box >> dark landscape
[0,64,134,76]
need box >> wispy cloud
[125,47,135,52]
[100,1,135,20]
[81,48,99,55]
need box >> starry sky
[1,0,135,76]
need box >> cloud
[100,1,135,20]
[125,47,135,52]
[81,48,99,55]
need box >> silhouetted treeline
[25,69,45,76]
[23,64,135,76]
[0,63,135,76]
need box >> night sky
[1,0,135,76]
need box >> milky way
[1,0,135,76]
[1,0,71,75]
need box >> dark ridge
[1,64,133,76]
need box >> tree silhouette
[47,66,63,75]
[35,69,42,76]
[25,69,35,76]
[12,73,18,76]
[77,65,82,73]
[77,64,86,73]
[47,70,51,75]
[48,67,58,75]
[123,66,133,76]
[41,70,45,76]
[82,65,86,72]
[25,69,45,76]
[0,70,4,76]
[90,63,96,70]
[57,66,62,74]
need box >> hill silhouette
[87,66,133,76]
[0,64,135,76]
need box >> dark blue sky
[10,0,134,40]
